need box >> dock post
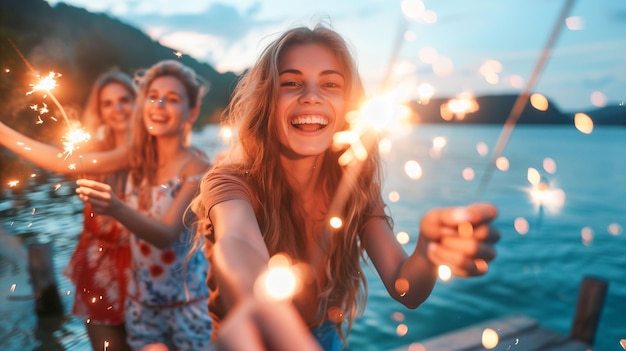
[569,275,608,345]
[27,242,63,316]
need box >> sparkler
[477,0,577,194]
[317,0,578,289]
[8,39,90,159]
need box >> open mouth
[149,114,168,124]
[290,115,329,131]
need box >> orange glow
[462,167,475,181]
[566,16,584,30]
[438,265,451,281]
[379,138,392,154]
[574,113,594,134]
[581,227,594,246]
[62,127,91,159]
[495,156,509,171]
[388,191,400,203]
[590,91,607,107]
[527,168,541,185]
[257,254,299,301]
[396,231,410,245]
[404,160,422,180]
[543,158,557,174]
[482,328,499,349]
[27,71,60,95]
[514,217,530,235]
[395,278,410,296]
[329,216,343,229]
[441,93,478,120]
[530,93,549,111]
[396,324,409,336]
[476,142,489,156]
[608,223,622,236]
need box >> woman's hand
[217,298,322,351]
[418,202,500,277]
[75,178,122,216]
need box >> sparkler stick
[8,38,90,159]
[476,0,576,195]
[8,39,73,130]
[378,15,409,94]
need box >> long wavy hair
[81,68,135,152]
[81,68,135,189]
[194,23,391,340]
[129,60,207,188]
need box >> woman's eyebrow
[278,69,344,77]
[279,68,302,76]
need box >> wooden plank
[570,275,608,345]
[544,339,591,351]
[474,325,568,351]
[389,315,539,351]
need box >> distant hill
[0,0,238,134]
[409,94,626,126]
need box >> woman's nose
[298,85,322,104]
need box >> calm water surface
[1,125,624,351]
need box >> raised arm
[0,121,129,174]
[362,202,499,309]
[76,158,211,248]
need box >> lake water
[1,124,624,351]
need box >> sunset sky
[45,0,626,111]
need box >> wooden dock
[389,314,590,351]
[390,276,608,351]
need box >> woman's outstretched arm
[209,198,270,308]
[0,121,128,174]
[363,202,500,309]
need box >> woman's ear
[188,105,200,125]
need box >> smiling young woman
[190,23,500,351]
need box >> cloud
[121,2,276,43]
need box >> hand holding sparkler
[417,202,500,278]
[75,178,123,216]
[217,297,322,351]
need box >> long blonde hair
[81,68,135,152]
[129,60,207,188]
[195,23,391,339]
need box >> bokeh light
[404,160,422,179]
[438,265,451,281]
[482,328,499,349]
[514,217,530,235]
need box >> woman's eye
[324,79,345,89]
[280,81,299,87]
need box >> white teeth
[150,114,167,122]
[291,115,328,125]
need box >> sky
[45,0,626,111]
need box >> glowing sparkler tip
[27,71,61,95]
[62,128,91,159]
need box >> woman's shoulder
[203,164,248,186]
[180,150,212,182]
[200,165,258,212]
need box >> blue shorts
[310,320,344,351]
[125,298,213,351]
